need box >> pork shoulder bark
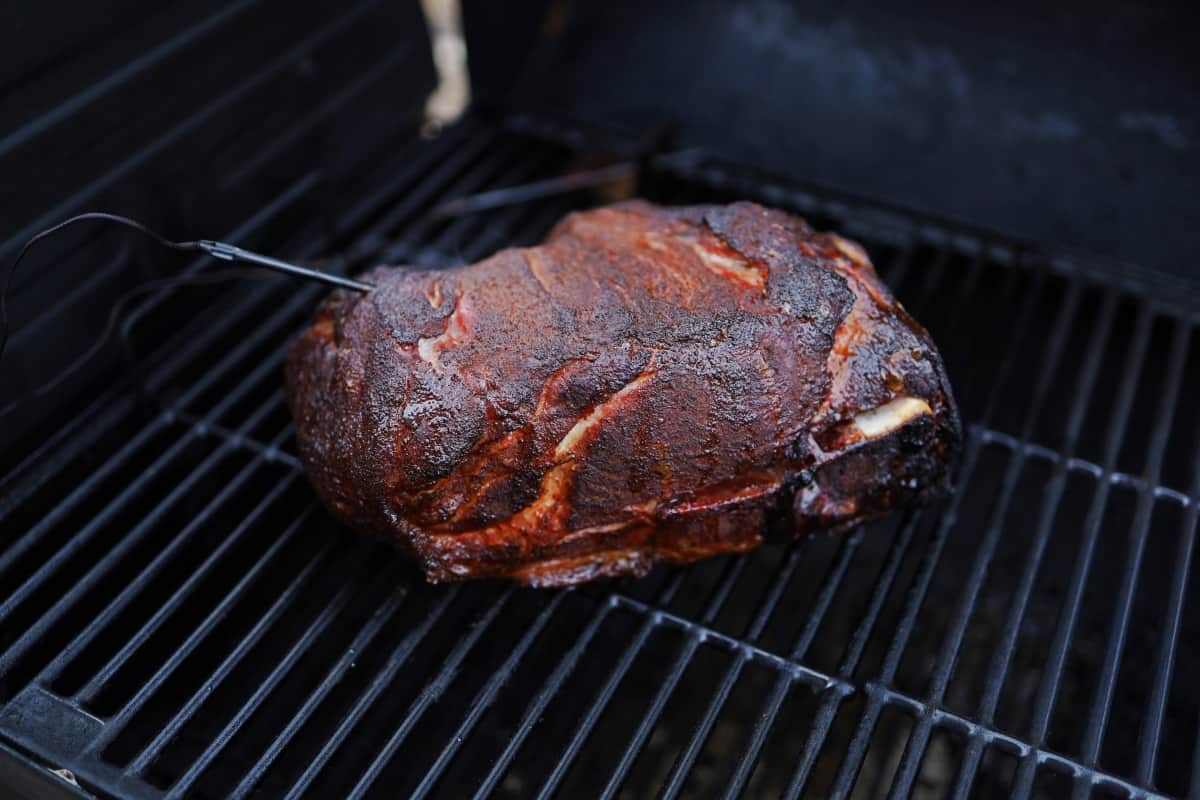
[285,201,960,586]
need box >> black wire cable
[0,212,372,417]
[0,268,261,419]
[0,213,203,374]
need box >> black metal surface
[1,113,1198,799]
[0,740,90,800]
[483,0,1200,285]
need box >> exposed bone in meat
[285,201,960,586]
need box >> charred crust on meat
[285,201,961,586]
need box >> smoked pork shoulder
[285,201,960,586]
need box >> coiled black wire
[0,213,204,366]
[1,214,248,418]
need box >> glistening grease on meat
[285,201,960,586]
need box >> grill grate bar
[0,415,170,579]
[124,541,367,775]
[608,595,839,686]
[723,246,1011,798]
[374,142,563,271]
[278,586,463,800]
[875,240,917,290]
[950,288,1120,796]
[55,463,301,700]
[816,448,993,796]
[175,130,511,379]
[462,196,575,263]
[81,504,320,751]
[225,584,410,799]
[599,633,701,800]
[172,414,301,467]
[406,592,569,800]
[596,559,754,798]
[659,650,746,800]
[819,437,986,798]
[590,554,758,796]
[660,530,865,797]
[788,532,866,663]
[426,153,560,251]
[725,512,922,799]
[902,247,955,320]
[0,393,135,521]
[114,172,321,386]
[341,131,500,265]
[120,272,318,395]
[866,684,1167,799]
[162,566,404,797]
[653,548,798,799]
[220,45,414,190]
[35,442,299,696]
[936,252,987,347]
[3,324,284,564]
[743,539,808,643]
[73,423,297,703]
[1077,321,1191,781]
[656,146,1200,314]
[469,597,619,800]
[114,125,436,377]
[1138,418,1200,784]
[30,400,292,700]
[407,544,796,799]
[835,515,923,680]
[785,256,1049,798]
[781,688,846,800]
[950,253,1027,424]
[1192,711,1200,799]
[322,122,478,247]
[0,0,380,263]
[0,436,242,674]
[0,299,315,650]
[343,589,518,800]
[722,664,787,799]
[0,0,263,160]
[533,572,688,800]
[1011,303,1156,795]
[378,139,526,260]
[8,247,129,357]
[885,279,1084,799]
[972,426,1198,508]
[695,555,752,625]
[975,261,1049,430]
[1,169,317,539]
[9,155,446,532]
[63,126,537,800]
[394,151,562,270]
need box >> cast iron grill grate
[2,114,1199,799]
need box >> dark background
[468,0,1200,283]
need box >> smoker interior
[2,112,1199,799]
[3,3,1200,798]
